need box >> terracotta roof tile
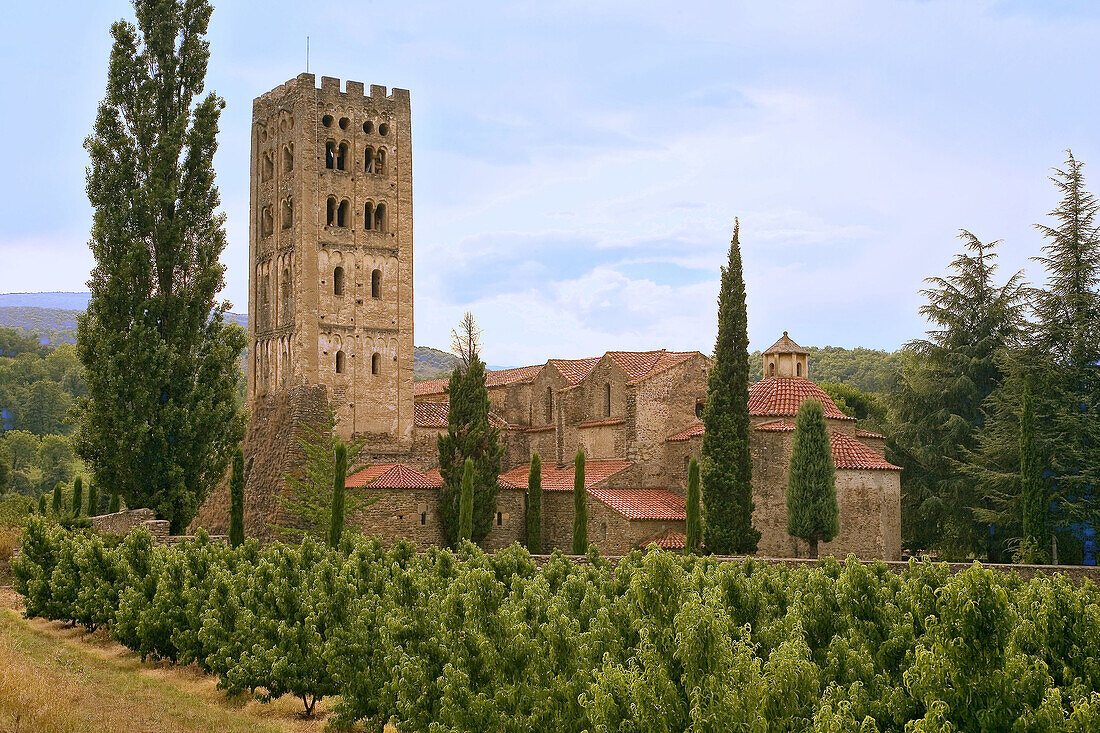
[423,467,525,490]
[642,529,687,549]
[748,377,855,420]
[414,363,544,397]
[499,459,633,492]
[856,428,885,439]
[578,417,625,428]
[548,357,601,385]
[414,378,449,396]
[763,331,809,355]
[753,418,797,432]
[831,432,901,470]
[346,463,443,489]
[589,488,686,520]
[413,400,508,429]
[667,422,705,442]
[607,350,697,383]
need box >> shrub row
[12,516,1100,731]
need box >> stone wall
[91,509,169,540]
[539,490,677,555]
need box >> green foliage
[437,350,504,546]
[278,405,367,541]
[38,494,46,514]
[87,481,98,517]
[702,220,760,554]
[329,442,347,548]
[526,452,542,554]
[819,382,888,432]
[686,457,701,554]
[109,492,120,514]
[787,400,838,558]
[71,476,83,517]
[1018,385,1047,562]
[573,450,587,554]
[0,325,49,358]
[2,431,39,475]
[0,449,8,491]
[229,447,244,548]
[75,0,246,533]
[458,458,474,543]
[51,482,61,514]
[37,435,77,495]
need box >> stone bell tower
[762,331,809,379]
[248,73,414,447]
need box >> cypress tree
[786,399,838,559]
[458,458,474,543]
[52,482,62,514]
[572,450,587,554]
[686,457,701,554]
[526,452,542,554]
[328,442,347,549]
[87,482,99,517]
[75,0,247,534]
[109,493,121,514]
[701,219,760,554]
[38,494,47,514]
[229,446,244,548]
[72,477,83,517]
[1018,384,1046,562]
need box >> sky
[2,1,1099,367]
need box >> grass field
[0,587,338,733]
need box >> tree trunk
[809,538,819,559]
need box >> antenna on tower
[306,36,310,72]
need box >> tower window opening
[333,266,345,296]
[363,120,374,134]
[260,274,270,331]
[695,400,704,419]
[282,143,293,172]
[322,114,333,127]
[604,383,611,417]
[769,363,775,377]
[261,151,274,181]
[326,196,336,227]
[337,142,348,171]
[420,512,426,525]
[378,122,389,136]
[372,352,381,375]
[364,146,374,173]
[261,206,274,237]
[325,141,336,169]
[282,197,293,229]
[364,202,374,230]
[371,269,382,299]
[335,350,345,374]
[338,117,349,130]
[375,148,386,175]
[337,199,349,227]
[374,202,386,232]
[496,511,503,527]
[281,268,292,323]
[796,362,802,377]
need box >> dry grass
[0,591,343,733]
[0,527,20,586]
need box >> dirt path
[0,586,339,733]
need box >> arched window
[337,142,348,171]
[260,274,270,330]
[325,141,336,169]
[374,202,386,232]
[546,387,553,423]
[796,362,802,377]
[282,197,293,229]
[364,146,374,173]
[261,151,274,181]
[604,383,611,417]
[769,363,775,377]
[364,202,374,230]
[281,268,292,323]
[261,206,273,237]
[371,352,381,375]
[282,143,293,172]
[337,200,349,228]
[375,148,386,175]
[695,401,704,418]
[333,266,344,296]
[371,269,382,299]
[335,350,345,374]
[326,196,336,227]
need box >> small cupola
[762,331,809,379]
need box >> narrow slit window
[496,512,503,526]
[364,146,374,173]
[374,202,386,232]
[326,196,336,227]
[325,141,335,169]
[333,266,344,296]
[372,352,381,375]
[420,512,427,526]
[796,362,802,377]
[337,142,348,171]
[371,269,381,299]
[282,143,293,172]
[375,148,386,175]
[335,350,345,374]
[282,197,293,229]
[337,200,349,227]
[364,202,374,230]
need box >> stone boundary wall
[90,509,226,546]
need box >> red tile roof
[753,418,797,432]
[667,422,705,441]
[831,432,901,470]
[414,378,449,396]
[578,417,625,428]
[548,357,601,385]
[607,350,698,383]
[413,363,545,397]
[856,428,885,439]
[643,529,687,549]
[589,488,686,520]
[423,467,524,489]
[499,459,633,492]
[748,377,855,420]
[346,463,443,489]
[413,400,509,429]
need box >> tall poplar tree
[526,452,542,554]
[786,399,838,559]
[572,450,587,554]
[701,219,759,554]
[76,0,246,533]
[686,457,701,554]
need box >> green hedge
[12,516,1100,730]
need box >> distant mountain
[0,292,458,381]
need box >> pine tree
[572,450,587,554]
[526,452,542,554]
[87,482,99,517]
[686,457,701,554]
[437,316,504,546]
[458,458,474,543]
[229,446,244,548]
[72,477,83,517]
[109,493,121,514]
[891,231,1025,558]
[75,0,247,533]
[52,482,62,514]
[786,399,838,559]
[329,442,347,549]
[38,494,47,514]
[701,219,760,554]
[1018,385,1047,562]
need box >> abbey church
[192,74,901,560]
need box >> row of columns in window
[260,144,294,182]
[326,141,387,175]
[260,198,294,237]
[327,197,388,231]
[334,350,382,376]
[331,266,383,299]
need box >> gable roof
[642,529,687,549]
[423,467,523,489]
[856,428,885,439]
[589,488,686,520]
[413,400,508,429]
[413,363,545,397]
[606,350,698,383]
[763,331,809,355]
[747,377,855,420]
[830,432,901,470]
[666,422,705,441]
[346,463,443,489]
[499,459,633,492]
[547,357,601,385]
